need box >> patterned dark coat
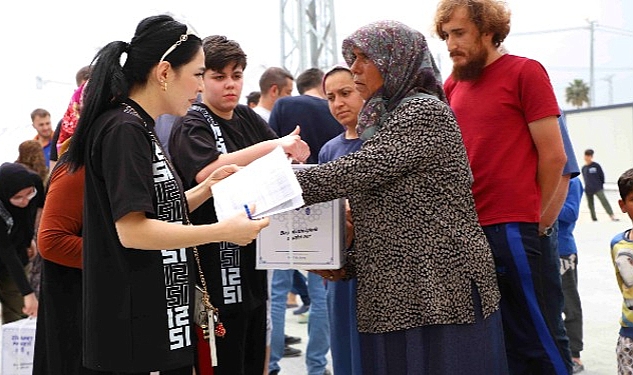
[295,97,500,333]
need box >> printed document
[212,146,304,221]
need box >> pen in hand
[244,204,253,220]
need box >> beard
[451,43,489,81]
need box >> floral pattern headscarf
[57,80,87,151]
[342,20,446,140]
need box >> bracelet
[540,226,553,237]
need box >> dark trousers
[539,223,574,371]
[212,303,267,375]
[586,189,614,220]
[483,222,571,375]
[560,254,584,357]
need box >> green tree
[565,79,590,108]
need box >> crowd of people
[0,1,630,375]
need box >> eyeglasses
[159,33,190,63]
[9,187,37,206]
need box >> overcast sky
[1,0,631,163]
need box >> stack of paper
[212,146,304,221]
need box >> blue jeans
[327,278,363,375]
[269,270,330,375]
[291,270,310,306]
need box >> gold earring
[162,80,167,92]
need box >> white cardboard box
[2,317,36,375]
[256,198,346,270]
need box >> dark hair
[434,0,511,48]
[584,149,594,156]
[296,68,324,95]
[75,65,92,86]
[203,35,247,72]
[30,108,50,121]
[259,67,294,94]
[66,15,202,172]
[618,168,633,200]
[246,91,260,106]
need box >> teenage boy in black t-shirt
[168,35,309,375]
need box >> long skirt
[359,290,508,375]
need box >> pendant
[214,321,226,337]
[213,311,226,338]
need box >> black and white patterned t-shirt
[82,100,193,372]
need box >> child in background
[558,177,585,373]
[610,168,633,374]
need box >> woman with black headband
[63,15,269,374]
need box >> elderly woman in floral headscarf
[296,21,508,374]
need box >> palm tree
[565,79,590,108]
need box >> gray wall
[565,103,633,187]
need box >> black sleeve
[598,163,605,185]
[49,120,62,162]
[34,175,45,209]
[98,122,156,222]
[0,227,33,295]
[168,113,223,188]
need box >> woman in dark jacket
[0,162,42,323]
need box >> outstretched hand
[279,126,310,163]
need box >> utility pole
[512,22,633,107]
[602,74,614,105]
[280,0,337,77]
[587,19,596,107]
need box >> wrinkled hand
[222,204,270,246]
[23,293,38,317]
[279,126,310,163]
[310,269,346,282]
[344,200,354,249]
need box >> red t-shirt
[444,54,560,226]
